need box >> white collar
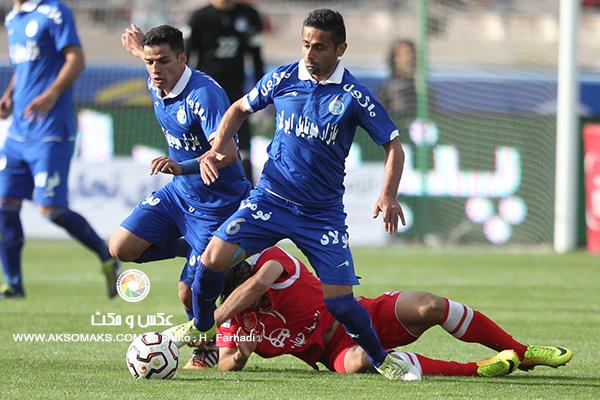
[15,0,42,13]
[298,59,345,85]
[156,66,192,99]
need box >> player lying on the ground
[174,246,573,377]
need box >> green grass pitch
[1,240,599,399]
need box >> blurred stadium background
[1,0,599,250]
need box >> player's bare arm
[24,46,84,121]
[372,138,406,233]
[0,74,15,119]
[200,98,251,185]
[218,327,259,371]
[214,260,284,325]
[121,24,146,60]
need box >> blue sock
[191,262,225,331]
[324,294,389,367]
[134,237,190,263]
[48,208,111,262]
[0,204,24,293]
[184,307,194,321]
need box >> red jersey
[216,247,337,369]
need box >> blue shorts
[213,188,358,286]
[120,183,237,287]
[0,137,74,207]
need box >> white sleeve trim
[241,94,255,113]
[208,131,217,142]
[270,249,301,290]
[389,130,399,141]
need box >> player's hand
[372,194,405,234]
[200,150,226,185]
[235,327,258,358]
[0,94,12,119]
[23,90,59,122]
[121,24,145,59]
[150,156,182,176]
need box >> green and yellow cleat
[101,258,120,299]
[162,319,216,349]
[477,350,519,377]
[0,283,24,300]
[375,353,422,381]
[519,346,573,371]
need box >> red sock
[442,299,528,358]
[394,351,477,376]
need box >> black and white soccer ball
[126,332,179,379]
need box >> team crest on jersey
[25,20,39,38]
[328,96,345,115]
[176,107,187,124]
[242,312,258,330]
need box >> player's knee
[416,292,446,323]
[200,252,228,272]
[200,246,234,272]
[108,236,137,262]
[178,282,192,310]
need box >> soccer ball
[126,332,179,379]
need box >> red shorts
[321,292,419,372]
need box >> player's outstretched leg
[440,298,529,358]
[433,296,573,371]
[44,207,120,298]
[392,350,519,377]
[324,287,421,381]
[0,202,25,299]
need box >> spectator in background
[184,0,265,183]
[377,39,417,118]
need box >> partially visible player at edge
[0,0,119,299]
[208,246,573,377]
[113,24,251,320]
[165,9,418,380]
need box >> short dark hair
[220,261,254,303]
[143,25,184,54]
[303,9,346,46]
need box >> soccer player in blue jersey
[112,25,251,320]
[0,0,120,299]
[165,9,418,380]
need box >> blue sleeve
[191,84,230,142]
[354,85,399,145]
[48,3,81,52]
[243,67,288,112]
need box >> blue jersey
[5,0,80,142]
[243,60,399,209]
[149,67,250,213]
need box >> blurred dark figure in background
[184,0,265,183]
[377,39,417,118]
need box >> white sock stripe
[441,299,465,332]
[453,306,474,338]
[392,351,422,374]
[393,351,411,364]
[406,352,422,374]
